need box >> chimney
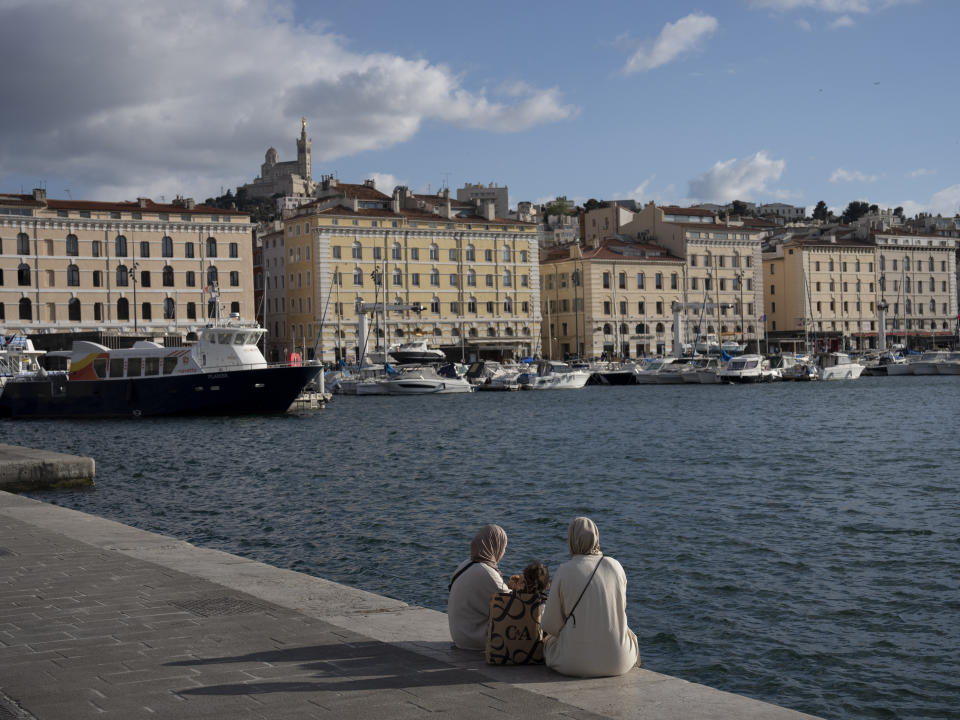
[364,178,376,188]
[32,188,46,203]
[137,197,149,208]
[391,187,401,214]
[483,199,496,221]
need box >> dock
[0,489,821,720]
[0,444,94,492]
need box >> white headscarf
[470,524,508,568]
[567,516,601,556]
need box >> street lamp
[572,266,581,360]
[129,261,140,333]
[738,270,745,348]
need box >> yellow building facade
[1,190,253,337]
[764,230,958,351]
[273,185,542,363]
[540,240,686,359]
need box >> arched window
[466,244,475,261]
[603,323,612,334]
[162,236,173,257]
[487,327,496,337]
[117,297,129,321]
[429,243,439,260]
[230,301,240,314]
[115,235,128,257]
[163,298,176,319]
[19,297,32,320]
[636,323,645,334]
[68,298,81,322]
[115,265,128,286]
[206,237,217,257]
[162,266,174,286]
[67,264,80,287]
[206,266,218,288]
[391,242,402,260]
[17,263,31,286]
[65,234,79,256]
[503,270,512,287]
[655,322,665,334]
[17,232,30,254]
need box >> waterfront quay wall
[0,444,94,492]
[0,490,821,719]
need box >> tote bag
[485,591,545,665]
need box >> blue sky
[1,0,957,217]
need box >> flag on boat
[759,314,766,322]
[385,362,399,375]
[720,348,732,362]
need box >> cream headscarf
[470,524,508,568]
[568,516,601,556]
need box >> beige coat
[447,560,508,650]
[541,555,639,677]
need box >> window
[141,302,152,320]
[411,248,419,261]
[448,248,457,261]
[373,246,382,260]
[503,270,512,287]
[671,273,678,290]
[139,240,150,258]
[637,301,645,314]
[185,271,196,287]
[352,242,362,259]
[655,301,663,314]
[619,272,626,289]
[467,269,476,287]
[163,298,175,319]
[466,244,475,261]
[229,242,238,258]
[140,270,151,287]
[93,302,102,322]
[391,243,401,260]
[90,240,101,258]
[770,284,775,296]
[502,245,510,262]
[18,298,31,320]
[486,274,493,287]
[484,249,492,262]
[393,269,402,286]
[66,234,78,256]
[67,264,79,286]
[655,273,662,289]
[449,274,458,287]
[92,270,102,287]
[431,297,440,313]
[429,244,439,261]
[115,235,128,257]
[353,268,363,286]
[603,301,611,315]
[116,265,129,286]
[431,269,440,286]
[208,298,218,318]
[17,233,30,254]
[117,297,129,321]
[332,245,341,259]
[410,273,420,286]
[637,273,644,289]
[520,250,528,263]
[468,297,477,313]
[162,236,173,257]
[185,242,195,258]
[504,297,513,313]
[619,301,627,315]
[206,266,218,287]
[206,237,217,257]
[186,302,197,319]
[603,272,610,289]
[163,266,174,286]
[67,298,81,321]
[230,271,239,287]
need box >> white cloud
[828,14,856,28]
[749,1,871,12]
[687,151,785,203]
[612,177,655,201]
[365,173,407,194]
[830,168,880,183]
[796,18,813,30]
[907,168,935,178]
[0,0,576,201]
[624,13,718,73]
[885,185,960,218]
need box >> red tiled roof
[660,206,715,217]
[0,193,248,216]
[323,183,391,200]
[673,222,767,232]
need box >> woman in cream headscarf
[541,517,639,676]
[447,524,509,650]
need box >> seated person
[448,524,508,650]
[487,562,550,665]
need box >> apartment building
[273,183,541,364]
[763,229,958,351]
[622,203,766,348]
[0,190,253,336]
[540,239,686,359]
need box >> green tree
[894,206,904,217]
[583,198,604,211]
[543,197,572,217]
[842,201,871,224]
[812,200,829,221]
[730,200,748,216]
[869,204,879,213]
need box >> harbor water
[6,377,959,720]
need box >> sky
[1,0,958,217]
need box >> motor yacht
[910,350,951,376]
[516,361,590,390]
[817,352,864,381]
[382,366,473,394]
[717,354,769,383]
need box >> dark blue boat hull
[0,366,322,418]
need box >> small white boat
[694,333,720,355]
[382,366,473,394]
[911,350,950,376]
[516,360,590,390]
[388,340,446,364]
[633,357,678,384]
[817,352,864,381]
[653,357,698,384]
[721,340,745,355]
[717,354,769,383]
[935,351,960,375]
[682,356,724,384]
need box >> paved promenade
[0,490,820,720]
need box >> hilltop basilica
[239,118,315,199]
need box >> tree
[583,198,604,212]
[894,206,904,217]
[842,201,871,224]
[812,200,829,222]
[869,204,879,213]
[730,200,748,217]
[543,197,572,218]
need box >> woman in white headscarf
[447,524,509,650]
[541,517,639,677]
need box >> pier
[0,490,821,719]
[0,445,94,492]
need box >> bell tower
[297,117,312,181]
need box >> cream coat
[447,560,508,650]
[541,555,639,677]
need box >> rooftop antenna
[442,172,451,190]
[64,189,72,200]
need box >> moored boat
[516,360,590,390]
[0,325,321,418]
[381,366,473,394]
[388,340,446,364]
[817,352,864,381]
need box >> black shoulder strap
[559,555,604,631]
[448,561,478,592]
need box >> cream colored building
[1,189,253,337]
[273,182,542,363]
[621,203,766,349]
[763,229,958,351]
[540,239,686,359]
